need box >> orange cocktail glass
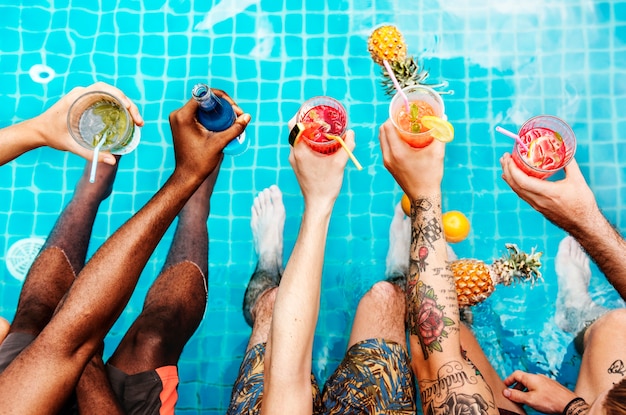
[389,85,445,148]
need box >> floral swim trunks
[227,338,416,415]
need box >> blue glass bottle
[191,83,249,156]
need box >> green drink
[68,91,140,155]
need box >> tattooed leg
[574,308,626,403]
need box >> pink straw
[383,59,410,113]
[496,126,529,152]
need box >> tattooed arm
[501,155,626,300]
[379,121,500,415]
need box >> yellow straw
[324,133,363,170]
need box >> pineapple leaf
[494,243,544,286]
[381,56,453,97]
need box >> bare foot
[555,236,608,333]
[243,185,285,327]
[251,185,285,271]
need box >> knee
[360,281,405,313]
[585,309,626,346]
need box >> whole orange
[401,193,411,216]
[442,211,470,243]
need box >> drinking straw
[496,126,529,152]
[89,136,107,183]
[382,59,410,113]
[324,133,363,170]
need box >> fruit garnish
[420,116,454,143]
[525,129,565,169]
[288,122,326,146]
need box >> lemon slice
[420,116,454,143]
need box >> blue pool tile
[116,9,140,31]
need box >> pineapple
[367,25,407,65]
[367,24,451,97]
[452,243,543,307]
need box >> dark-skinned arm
[0,95,250,415]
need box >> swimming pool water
[2,0,626,413]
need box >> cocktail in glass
[389,85,445,148]
[68,91,141,155]
[512,115,576,179]
[293,96,347,155]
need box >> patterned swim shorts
[227,338,416,415]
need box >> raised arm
[379,120,499,415]
[501,154,626,299]
[261,129,353,415]
[0,96,250,414]
[0,82,144,166]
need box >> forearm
[567,206,626,300]
[263,207,332,414]
[406,192,460,366]
[269,207,330,362]
[407,192,499,414]
[76,356,125,414]
[0,119,45,165]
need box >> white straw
[496,126,529,152]
[89,136,106,183]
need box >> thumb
[343,129,356,151]
[67,139,117,165]
[562,157,583,179]
[214,113,251,150]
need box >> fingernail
[503,389,511,397]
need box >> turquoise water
[2,0,626,413]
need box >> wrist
[562,397,589,415]
[21,117,48,148]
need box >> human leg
[8,159,119,337]
[555,236,608,334]
[321,205,415,414]
[107,164,221,374]
[459,324,526,414]
[574,308,626,403]
[321,282,415,414]
[228,186,298,414]
[0,317,9,344]
[350,202,408,347]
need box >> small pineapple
[367,24,451,97]
[367,25,407,65]
[451,243,543,307]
